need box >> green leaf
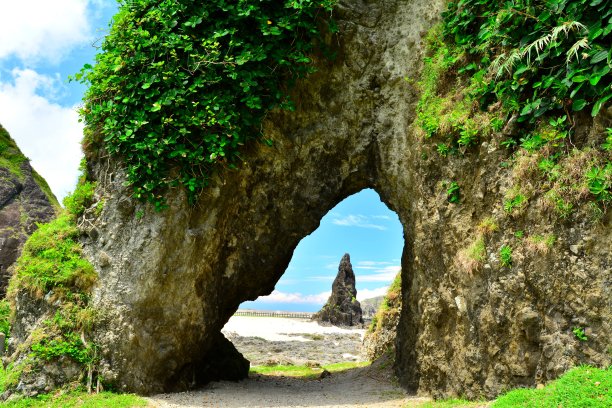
[572,99,587,111]
[590,50,608,64]
[592,94,612,117]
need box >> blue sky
[243,188,404,312]
[0,1,118,199]
[0,1,404,310]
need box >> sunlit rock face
[13,0,611,398]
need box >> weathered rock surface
[363,273,401,361]
[9,0,611,400]
[0,124,58,297]
[313,254,363,327]
[360,296,383,319]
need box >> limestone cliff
[313,253,363,327]
[8,0,611,400]
[0,124,58,297]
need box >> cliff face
[0,125,58,296]
[8,0,611,400]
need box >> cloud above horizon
[256,290,331,304]
[255,285,392,305]
[330,214,387,230]
[0,69,83,200]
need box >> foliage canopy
[443,0,612,122]
[77,0,336,209]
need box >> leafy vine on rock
[77,0,337,209]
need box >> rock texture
[313,254,363,327]
[363,272,401,361]
[0,124,58,296]
[9,0,611,400]
[360,296,383,320]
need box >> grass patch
[410,366,610,407]
[0,125,27,180]
[414,398,483,408]
[492,366,611,408]
[250,361,369,378]
[0,389,147,408]
[7,215,97,299]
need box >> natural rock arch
[14,0,610,399]
[82,0,443,394]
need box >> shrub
[76,0,337,209]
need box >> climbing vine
[76,0,336,209]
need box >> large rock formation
[9,0,611,400]
[0,124,58,296]
[313,253,363,326]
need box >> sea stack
[313,253,363,327]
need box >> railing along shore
[234,310,314,319]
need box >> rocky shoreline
[222,316,367,367]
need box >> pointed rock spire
[313,253,363,326]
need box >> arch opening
[221,188,405,372]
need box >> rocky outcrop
[8,0,611,400]
[363,272,401,361]
[360,296,383,319]
[313,254,363,327]
[0,124,58,296]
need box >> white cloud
[357,264,401,282]
[372,215,392,220]
[355,260,393,269]
[0,69,83,201]
[256,290,331,304]
[331,214,387,230]
[0,1,94,63]
[357,286,391,301]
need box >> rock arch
[23,0,610,399]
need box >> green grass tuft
[250,361,368,379]
[8,215,97,298]
[492,366,611,408]
[0,388,147,408]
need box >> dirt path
[147,316,431,407]
[146,365,430,408]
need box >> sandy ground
[147,316,428,408]
[222,316,366,342]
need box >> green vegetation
[493,366,610,408]
[7,214,96,298]
[0,125,59,207]
[76,0,337,209]
[499,245,513,267]
[419,0,612,216]
[0,381,147,408]
[446,181,461,203]
[455,235,486,274]
[3,175,102,397]
[444,0,612,121]
[250,361,368,378]
[416,26,500,151]
[0,125,27,180]
[411,366,610,407]
[572,327,588,341]
[414,398,483,408]
[368,272,401,334]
